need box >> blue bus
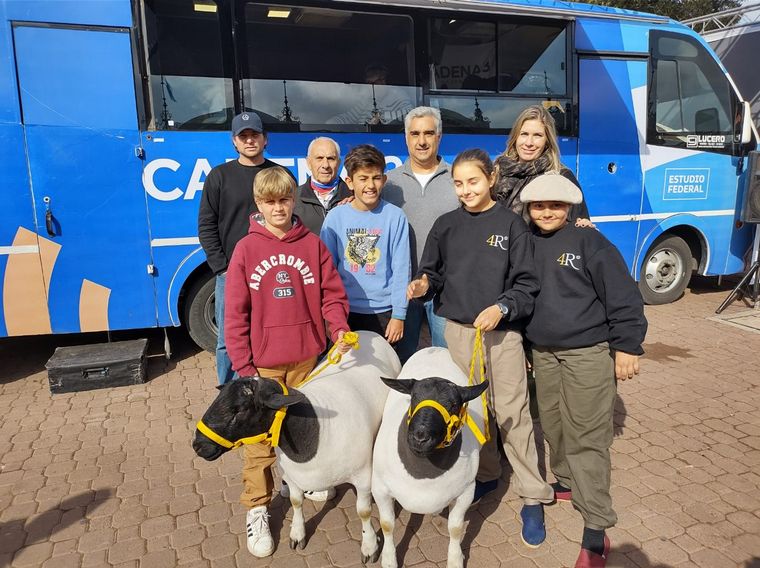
[1,0,757,352]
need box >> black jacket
[418,202,539,329]
[525,224,647,354]
[293,179,353,235]
[495,162,590,222]
[198,159,291,274]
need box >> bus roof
[0,0,674,26]
[332,0,671,24]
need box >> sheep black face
[382,377,489,457]
[192,377,306,461]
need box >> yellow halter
[407,399,470,448]
[406,399,486,448]
[195,332,361,450]
[196,383,290,449]
[405,327,490,449]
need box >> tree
[579,0,741,21]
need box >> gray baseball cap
[232,112,264,136]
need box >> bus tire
[638,235,692,305]
[184,276,218,353]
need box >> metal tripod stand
[715,260,760,314]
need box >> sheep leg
[446,483,474,568]
[356,484,380,564]
[373,484,397,568]
[288,483,307,550]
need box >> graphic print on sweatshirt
[556,252,582,271]
[486,233,510,250]
[248,254,316,291]
[272,270,294,299]
[344,228,382,274]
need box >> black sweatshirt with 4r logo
[525,224,647,355]
[417,202,539,330]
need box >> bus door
[13,24,156,334]
[577,57,647,272]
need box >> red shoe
[551,481,572,502]
[574,535,610,568]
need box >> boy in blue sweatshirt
[520,173,647,568]
[320,145,410,345]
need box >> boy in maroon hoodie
[224,166,351,558]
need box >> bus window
[428,16,570,132]
[498,24,567,96]
[430,20,497,91]
[648,31,738,154]
[142,0,233,131]
[427,96,572,135]
[238,4,418,132]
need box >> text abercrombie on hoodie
[224,214,350,377]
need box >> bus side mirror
[740,100,754,145]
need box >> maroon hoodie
[224,214,349,376]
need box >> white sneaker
[246,506,274,557]
[280,482,336,502]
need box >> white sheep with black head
[372,347,489,568]
[193,330,400,563]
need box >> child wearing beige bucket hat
[520,172,648,568]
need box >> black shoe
[472,479,498,503]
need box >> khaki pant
[240,357,318,509]
[532,343,617,529]
[445,321,553,505]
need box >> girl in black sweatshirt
[408,149,553,549]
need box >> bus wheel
[638,235,692,305]
[184,276,217,353]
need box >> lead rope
[467,327,490,444]
[294,331,360,388]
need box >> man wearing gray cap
[198,112,294,385]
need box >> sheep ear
[457,381,489,403]
[381,377,416,394]
[261,387,306,410]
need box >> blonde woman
[495,105,590,223]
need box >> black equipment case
[45,339,148,394]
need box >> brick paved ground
[1,277,760,568]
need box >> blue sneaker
[472,479,498,503]
[520,504,546,548]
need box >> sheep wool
[372,347,486,568]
